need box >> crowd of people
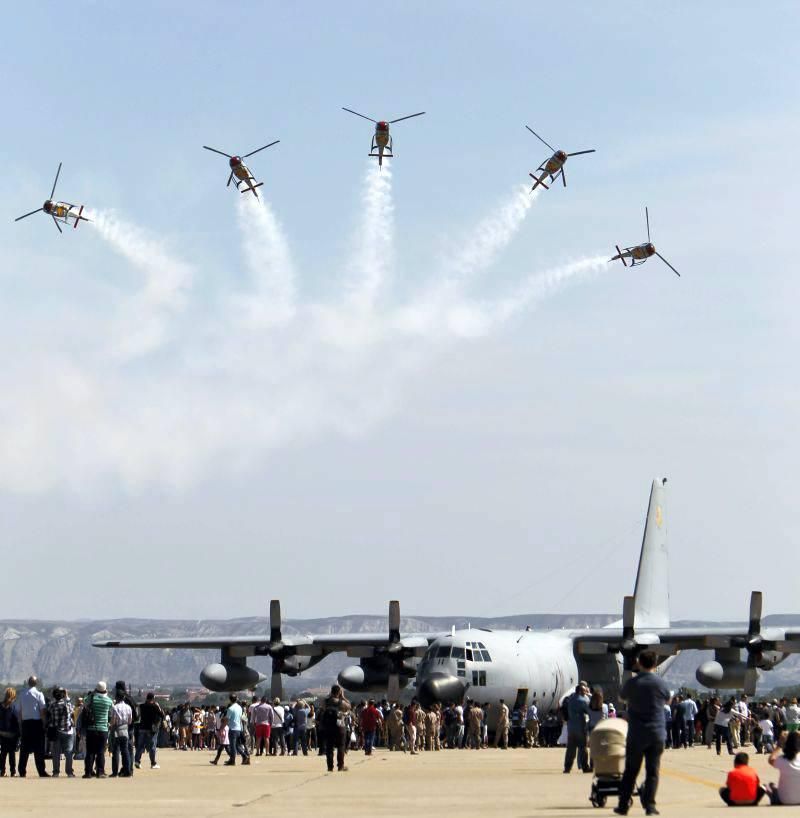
[2,669,800,809]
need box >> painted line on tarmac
[662,767,719,791]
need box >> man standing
[110,688,133,777]
[467,701,483,750]
[16,676,48,778]
[292,700,309,756]
[320,684,351,772]
[563,683,591,773]
[614,652,672,816]
[360,699,383,756]
[46,687,75,777]
[83,681,114,778]
[525,698,540,748]
[252,696,273,756]
[678,694,698,748]
[270,698,286,756]
[135,692,163,769]
[494,699,510,749]
[223,694,250,766]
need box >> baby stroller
[589,718,627,808]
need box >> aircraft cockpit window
[480,650,492,662]
[423,647,435,661]
[465,648,473,661]
[435,646,452,659]
[451,647,465,660]
[472,651,483,663]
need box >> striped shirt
[87,693,114,732]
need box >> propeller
[656,253,681,277]
[387,600,402,701]
[243,140,280,158]
[525,125,556,152]
[342,107,377,123]
[620,595,639,681]
[202,146,233,158]
[743,591,762,696]
[268,599,285,701]
[15,207,43,222]
[50,162,62,200]
[389,112,425,124]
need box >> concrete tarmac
[0,744,780,817]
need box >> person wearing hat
[83,681,114,778]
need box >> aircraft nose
[417,673,465,707]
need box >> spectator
[46,687,75,777]
[714,699,737,756]
[719,751,766,806]
[563,683,590,773]
[768,731,800,805]
[360,699,383,756]
[0,687,20,777]
[293,699,310,756]
[271,698,286,756]
[135,692,163,770]
[110,686,133,777]
[83,681,114,778]
[224,694,250,766]
[16,676,48,778]
[252,696,273,757]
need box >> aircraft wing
[571,625,800,655]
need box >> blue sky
[1,2,799,621]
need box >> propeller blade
[271,670,283,702]
[525,126,556,152]
[342,107,377,123]
[566,149,596,156]
[226,171,233,187]
[655,252,681,277]
[645,206,651,242]
[52,216,63,234]
[389,111,426,124]
[270,599,282,645]
[15,207,43,221]
[743,665,758,696]
[243,140,280,158]
[622,595,635,635]
[387,673,400,703]
[202,146,233,158]
[50,162,62,200]
[749,591,763,637]
[389,600,401,642]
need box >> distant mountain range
[2,612,799,695]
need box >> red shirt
[727,765,760,804]
[360,705,382,732]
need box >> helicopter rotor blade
[342,107,377,123]
[525,126,556,153]
[202,146,233,158]
[566,149,596,156]
[15,207,44,222]
[243,140,280,158]
[388,111,426,124]
[52,215,63,234]
[656,252,680,277]
[646,207,651,242]
[226,171,233,188]
[50,162,62,200]
[561,166,567,187]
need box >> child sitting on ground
[720,752,766,806]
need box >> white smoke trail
[88,209,194,359]
[442,184,539,282]
[235,195,296,327]
[347,162,394,310]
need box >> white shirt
[786,704,800,724]
[272,705,284,727]
[112,701,133,726]
[455,705,463,725]
[714,709,734,727]
[774,756,800,805]
[526,704,539,721]
[758,718,774,738]
[16,687,46,721]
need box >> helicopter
[342,108,425,168]
[202,140,280,198]
[525,126,595,192]
[14,162,90,233]
[610,207,681,277]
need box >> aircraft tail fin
[632,478,670,629]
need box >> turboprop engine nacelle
[338,664,409,693]
[695,660,749,690]
[200,662,266,692]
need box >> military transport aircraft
[94,479,800,725]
